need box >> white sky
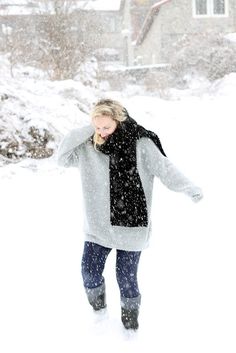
[0,57,236,352]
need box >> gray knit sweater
[57,124,203,251]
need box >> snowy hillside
[0,56,236,353]
[0,55,96,163]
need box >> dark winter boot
[89,292,106,311]
[121,307,139,330]
[85,283,107,311]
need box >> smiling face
[92,114,117,140]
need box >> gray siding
[135,0,236,65]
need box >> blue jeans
[81,241,141,299]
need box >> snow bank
[0,55,97,161]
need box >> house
[0,0,125,63]
[135,0,236,65]
[72,0,126,63]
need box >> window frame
[192,0,229,18]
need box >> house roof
[0,0,29,4]
[135,0,170,46]
[0,2,36,16]
[76,0,122,11]
[0,0,122,16]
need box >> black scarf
[97,115,166,227]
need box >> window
[195,0,207,15]
[194,0,227,16]
[213,0,225,14]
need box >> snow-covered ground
[0,62,236,353]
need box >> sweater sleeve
[57,124,94,167]
[139,138,203,202]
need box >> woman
[57,98,203,330]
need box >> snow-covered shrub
[0,119,55,161]
[1,1,101,82]
[169,33,236,86]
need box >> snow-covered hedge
[169,33,236,86]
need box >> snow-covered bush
[0,125,54,161]
[0,1,101,81]
[169,33,236,87]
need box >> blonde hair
[91,99,127,147]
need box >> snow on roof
[76,0,122,11]
[0,0,122,16]
[0,6,36,16]
[0,0,29,4]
